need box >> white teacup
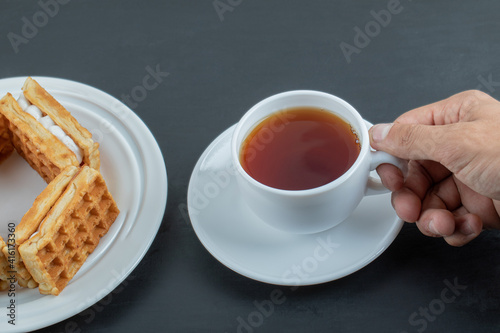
[231,90,402,234]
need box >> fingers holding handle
[364,121,407,196]
[366,150,406,196]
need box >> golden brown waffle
[2,167,80,289]
[0,78,117,295]
[0,113,13,164]
[22,77,100,170]
[0,236,10,291]
[19,166,119,295]
[0,93,79,182]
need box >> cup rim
[231,90,370,197]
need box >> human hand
[369,90,500,246]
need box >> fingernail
[371,123,393,142]
[428,220,441,236]
[462,222,475,235]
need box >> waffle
[2,166,80,289]
[22,77,100,170]
[19,166,119,295]
[0,236,10,291]
[0,77,100,182]
[0,93,79,182]
[0,113,13,164]
[0,78,119,296]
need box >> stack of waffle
[0,78,119,295]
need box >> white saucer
[0,77,167,332]
[188,125,403,286]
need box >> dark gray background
[1,0,500,332]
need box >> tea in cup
[231,90,402,234]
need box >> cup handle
[364,121,406,196]
[366,151,406,196]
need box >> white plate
[188,125,403,286]
[0,77,167,332]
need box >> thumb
[369,122,450,161]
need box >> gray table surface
[2,1,500,332]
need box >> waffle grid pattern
[0,115,13,162]
[7,119,61,182]
[35,175,119,294]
